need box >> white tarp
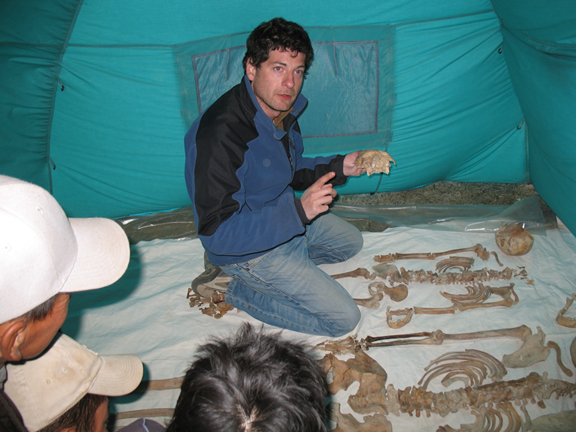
[62,219,576,430]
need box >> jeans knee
[350,232,364,257]
[324,304,361,338]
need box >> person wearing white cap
[0,174,131,431]
[4,333,163,432]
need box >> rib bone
[388,283,518,327]
[418,349,507,391]
[436,256,475,273]
[546,340,573,377]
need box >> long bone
[387,283,518,327]
[374,243,490,264]
[331,267,374,280]
[314,326,532,354]
[362,325,531,349]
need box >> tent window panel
[179,44,387,139]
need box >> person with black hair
[185,17,367,337]
[167,323,328,432]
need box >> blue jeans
[221,213,363,337]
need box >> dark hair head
[18,294,59,323]
[167,323,328,432]
[39,393,107,432]
[242,17,314,73]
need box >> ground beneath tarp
[62,220,576,431]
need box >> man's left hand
[343,151,366,176]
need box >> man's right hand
[300,172,338,221]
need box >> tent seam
[45,0,86,193]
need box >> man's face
[246,49,306,120]
[17,293,70,360]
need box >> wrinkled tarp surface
[62,217,576,430]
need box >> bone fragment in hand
[354,149,396,176]
[556,293,576,328]
[374,243,490,264]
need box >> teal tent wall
[1,0,575,234]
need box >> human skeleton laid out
[328,243,528,328]
[317,327,576,432]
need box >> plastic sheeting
[61,219,576,430]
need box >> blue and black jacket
[185,75,348,266]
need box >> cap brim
[90,354,144,396]
[63,218,130,293]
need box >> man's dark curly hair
[242,17,314,73]
[166,323,328,432]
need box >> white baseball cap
[0,175,131,323]
[5,333,144,432]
